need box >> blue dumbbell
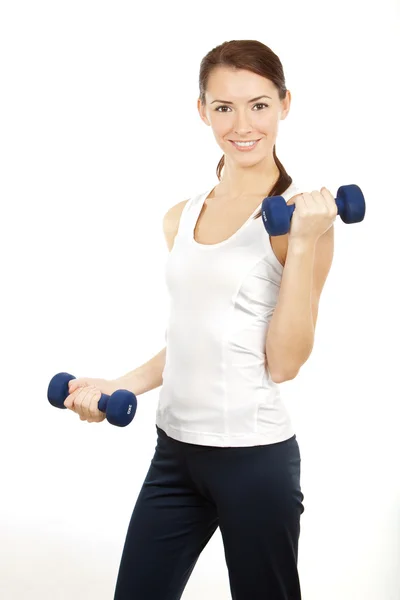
[47,372,137,427]
[261,184,366,236]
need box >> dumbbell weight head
[336,184,366,224]
[261,195,292,236]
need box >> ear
[197,98,210,126]
[280,90,291,121]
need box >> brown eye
[215,103,269,113]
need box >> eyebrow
[210,95,272,105]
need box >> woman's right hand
[64,377,115,423]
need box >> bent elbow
[269,369,299,384]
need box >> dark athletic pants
[114,425,305,600]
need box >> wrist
[110,374,143,396]
[288,236,317,253]
[103,379,121,395]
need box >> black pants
[114,425,305,600]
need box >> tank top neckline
[191,187,264,249]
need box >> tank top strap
[175,188,212,241]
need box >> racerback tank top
[156,181,301,447]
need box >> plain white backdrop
[1,0,399,598]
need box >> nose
[233,111,253,137]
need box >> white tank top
[156,181,301,447]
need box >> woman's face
[198,67,290,162]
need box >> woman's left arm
[265,188,336,383]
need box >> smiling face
[198,67,291,166]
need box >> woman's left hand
[287,187,337,243]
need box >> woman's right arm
[108,199,189,396]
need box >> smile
[229,139,261,151]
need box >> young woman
[66,39,336,600]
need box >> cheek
[210,117,230,135]
[210,124,231,146]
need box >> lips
[229,138,261,143]
[229,139,262,152]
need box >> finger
[74,387,90,419]
[309,190,330,215]
[296,192,310,213]
[310,190,326,208]
[64,389,79,409]
[68,380,78,394]
[85,386,102,422]
[79,386,97,420]
[286,192,302,207]
[68,379,87,395]
[88,388,102,421]
[320,187,337,216]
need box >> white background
[1,1,399,598]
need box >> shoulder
[162,199,189,251]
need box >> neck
[218,152,280,198]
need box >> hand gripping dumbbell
[47,372,137,427]
[261,184,366,236]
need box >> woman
[65,39,336,599]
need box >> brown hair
[198,39,292,220]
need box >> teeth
[233,141,257,146]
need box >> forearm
[266,239,316,381]
[109,346,166,395]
